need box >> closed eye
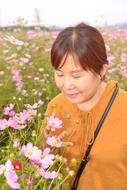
[72,75,81,78]
[56,73,64,77]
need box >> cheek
[54,76,63,89]
[79,77,98,93]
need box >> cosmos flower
[12,160,23,170]
[4,35,24,46]
[46,136,63,148]
[0,160,20,189]
[46,115,62,131]
[0,119,10,130]
[22,143,42,161]
[39,168,57,179]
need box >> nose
[63,77,74,89]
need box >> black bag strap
[71,84,119,190]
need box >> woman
[44,23,127,190]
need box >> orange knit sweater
[45,80,127,190]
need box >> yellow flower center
[15,165,20,169]
[51,122,56,126]
[29,151,33,156]
[3,167,6,173]
[12,39,16,43]
[18,117,22,122]
[5,124,9,128]
[53,140,58,145]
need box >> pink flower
[39,168,57,179]
[4,35,24,46]
[107,55,115,64]
[46,115,62,131]
[15,112,27,124]
[105,44,110,52]
[27,72,33,78]
[0,71,4,75]
[0,119,10,130]
[22,109,37,121]
[121,52,127,63]
[12,69,24,92]
[38,100,44,107]
[119,65,127,78]
[4,53,17,61]
[27,176,33,186]
[8,117,26,129]
[46,136,63,148]
[3,103,15,116]
[13,139,20,147]
[20,57,29,63]
[0,160,20,189]
[12,70,22,83]
[22,143,42,161]
[38,148,54,169]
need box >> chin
[66,96,82,104]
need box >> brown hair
[51,23,108,76]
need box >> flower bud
[69,170,74,177]
[70,158,78,167]
[9,153,15,159]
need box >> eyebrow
[56,69,82,73]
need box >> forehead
[58,54,83,71]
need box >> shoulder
[115,87,127,110]
[118,87,127,102]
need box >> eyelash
[56,74,81,78]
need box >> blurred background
[0,0,127,29]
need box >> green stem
[48,161,65,190]
[53,174,70,190]
[33,177,43,190]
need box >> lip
[66,92,79,98]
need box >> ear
[99,64,109,79]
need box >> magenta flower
[12,160,23,170]
[22,143,42,161]
[39,168,57,179]
[0,160,20,189]
[46,136,63,148]
[46,115,62,131]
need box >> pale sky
[0,0,127,27]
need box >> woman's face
[54,54,104,105]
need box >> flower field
[0,26,127,189]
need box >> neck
[77,81,107,112]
